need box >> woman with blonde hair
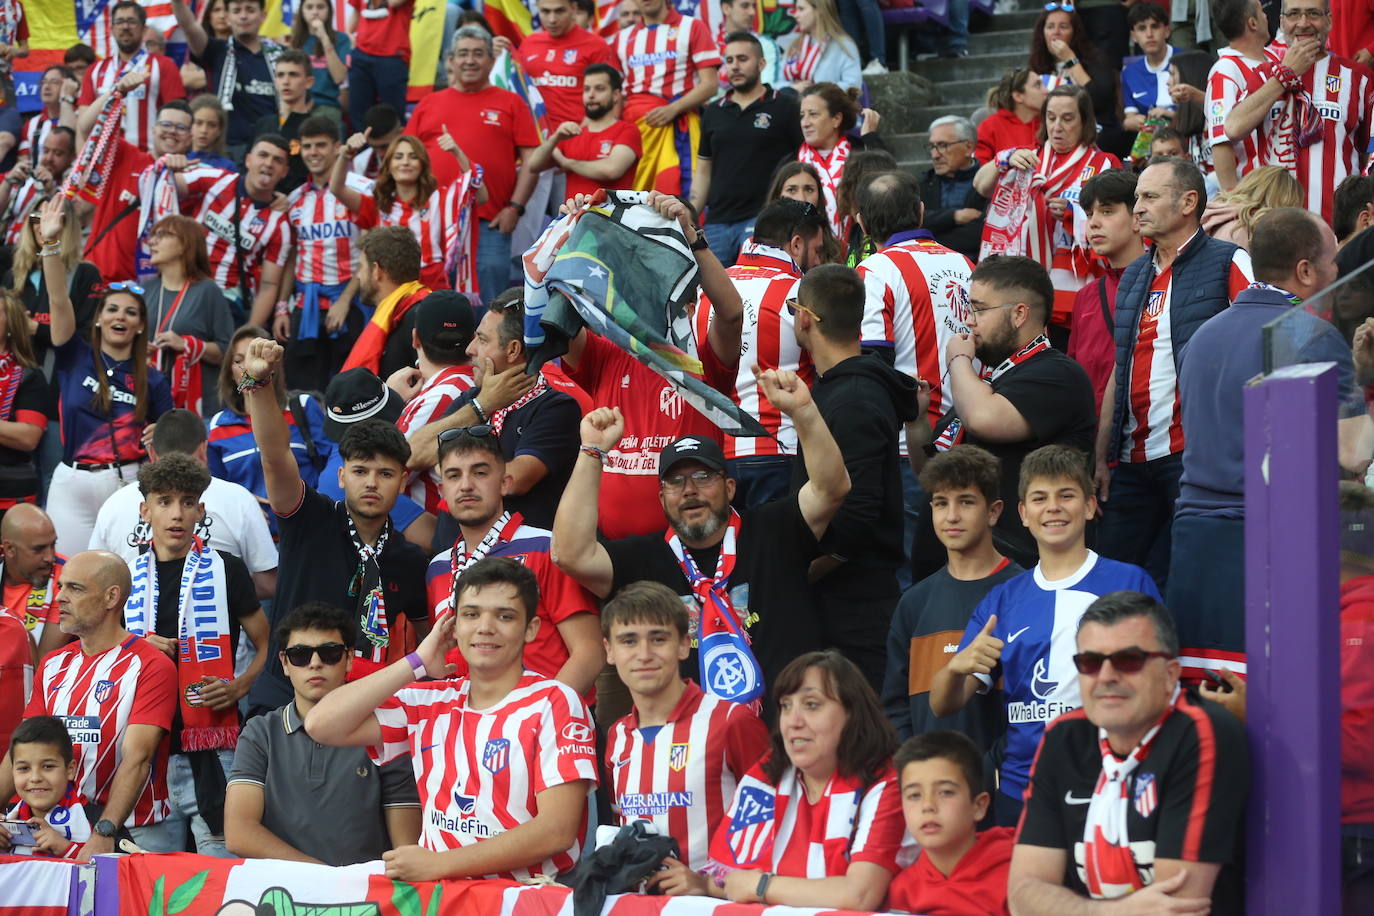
[4,194,101,364]
[783,0,863,92]
[332,132,488,292]
[0,289,56,522]
[1201,166,1304,250]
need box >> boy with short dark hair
[882,446,1022,748]
[5,716,92,858]
[1149,125,1187,159]
[1121,3,1178,135]
[888,731,1013,916]
[602,581,769,873]
[928,445,1160,826]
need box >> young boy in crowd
[1121,2,1177,135]
[602,581,770,874]
[882,446,1022,753]
[928,445,1160,826]
[4,716,92,858]
[887,731,1013,916]
[1149,125,1188,160]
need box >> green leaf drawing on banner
[424,884,443,916]
[167,870,211,914]
[391,880,421,916]
[149,876,165,916]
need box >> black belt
[70,460,139,472]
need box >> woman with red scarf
[797,83,883,244]
[650,651,906,909]
[144,215,234,416]
[974,85,1121,343]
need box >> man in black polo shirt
[241,338,430,716]
[911,255,1096,568]
[691,31,803,267]
[550,368,850,691]
[1010,590,1248,914]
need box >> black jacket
[794,353,919,585]
[919,163,987,262]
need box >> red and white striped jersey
[350,148,381,184]
[2,177,44,246]
[78,53,186,152]
[857,234,974,451]
[796,139,851,239]
[287,174,370,286]
[694,241,808,458]
[356,177,478,290]
[615,9,721,110]
[369,672,598,879]
[1122,234,1252,463]
[399,364,476,513]
[18,113,56,168]
[606,681,770,870]
[1260,53,1374,223]
[24,635,176,827]
[1206,48,1280,178]
[183,168,293,297]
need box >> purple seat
[883,0,949,70]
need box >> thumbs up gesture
[949,614,1004,677]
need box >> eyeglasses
[785,298,823,323]
[1280,7,1327,19]
[1072,647,1175,675]
[437,424,494,443]
[1043,1,1075,10]
[927,140,970,153]
[282,642,349,667]
[662,469,723,491]
[107,281,146,295]
[157,120,191,133]
[967,302,1017,321]
[111,17,143,26]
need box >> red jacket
[1067,266,1125,413]
[1342,575,1374,824]
[886,826,1014,916]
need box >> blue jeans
[164,750,237,856]
[349,50,411,129]
[944,0,969,52]
[478,219,515,304]
[1096,453,1184,592]
[727,455,795,510]
[898,460,924,591]
[704,218,754,268]
[839,0,887,65]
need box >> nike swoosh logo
[1008,626,1031,642]
[420,744,438,752]
[613,758,630,769]
[1065,792,1091,805]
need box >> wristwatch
[688,231,710,252]
[94,818,117,838]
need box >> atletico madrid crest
[482,738,510,774]
[1133,772,1158,818]
[669,742,689,772]
[94,680,114,704]
[1145,289,1166,319]
[1327,74,1343,95]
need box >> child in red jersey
[887,731,1012,916]
[4,716,92,859]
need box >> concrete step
[994,8,1045,30]
[913,49,1028,83]
[908,101,983,132]
[967,28,1036,56]
[886,132,929,161]
[932,76,997,107]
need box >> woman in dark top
[37,198,174,557]
[0,290,56,521]
[1028,7,1127,158]
[4,195,100,367]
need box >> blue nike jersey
[958,551,1161,801]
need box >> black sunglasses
[282,643,349,667]
[438,424,494,443]
[1072,647,1174,675]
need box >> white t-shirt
[88,475,279,573]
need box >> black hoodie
[793,352,920,582]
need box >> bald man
[0,550,178,859]
[0,504,68,657]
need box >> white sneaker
[862,59,889,76]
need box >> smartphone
[1,820,39,846]
[1204,669,1234,694]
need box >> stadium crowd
[0,0,1370,913]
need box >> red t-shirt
[564,332,724,540]
[557,119,642,199]
[406,85,540,220]
[974,108,1040,165]
[886,826,1014,916]
[84,139,153,281]
[517,27,618,127]
[350,0,413,61]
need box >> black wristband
[689,232,710,252]
[508,202,527,217]
[756,872,773,904]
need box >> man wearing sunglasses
[226,602,420,865]
[1010,590,1249,914]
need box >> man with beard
[912,256,1096,568]
[514,0,617,128]
[343,227,432,380]
[551,369,851,695]
[0,128,74,247]
[77,1,186,152]
[526,64,641,200]
[0,505,66,658]
[691,32,803,267]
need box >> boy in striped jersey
[306,558,598,883]
[604,581,769,872]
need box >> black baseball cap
[657,436,727,479]
[323,368,405,442]
[414,290,476,355]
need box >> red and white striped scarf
[797,138,851,238]
[1081,685,1182,899]
[489,375,549,435]
[783,36,825,84]
[0,350,24,422]
[64,92,127,204]
[933,334,1051,451]
[149,286,205,414]
[979,143,1098,272]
